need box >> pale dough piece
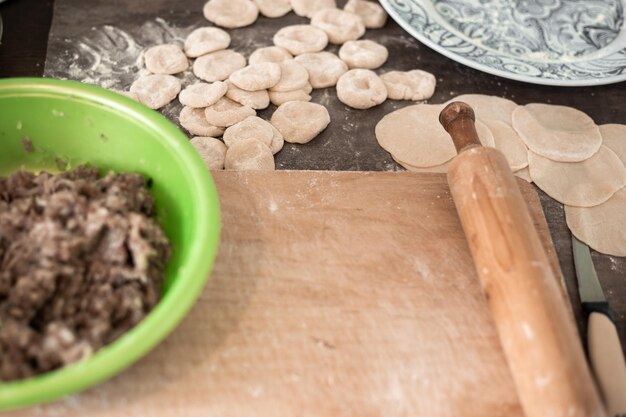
[600,124,626,165]
[179,106,226,137]
[193,50,246,82]
[273,25,329,55]
[203,0,259,29]
[190,137,227,170]
[269,124,285,154]
[249,46,293,65]
[223,116,274,147]
[565,188,626,256]
[393,155,450,173]
[229,63,282,91]
[375,104,454,167]
[144,44,189,75]
[483,120,528,171]
[179,82,228,108]
[268,84,312,106]
[184,27,231,58]
[512,103,602,162]
[271,101,330,144]
[514,167,532,183]
[339,40,388,69]
[336,69,387,109]
[528,147,626,207]
[311,8,366,45]
[130,74,181,109]
[226,81,270,110]
[253,0,291,17]
[381,70,436,101]
[225,139,275,170]
[290,0,336,17]
[294,52,347,88]
[451,94,517,124]
[344,0,387,29]
[270,61,309,92]
[204,97,256,127]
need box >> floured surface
[19,171,563,417]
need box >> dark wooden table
[1,0,625,351]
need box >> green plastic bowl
[0,78,221,410]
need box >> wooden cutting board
[20,171,564,417]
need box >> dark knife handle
[583,301,614,321]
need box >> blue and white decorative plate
[379,0,626,86]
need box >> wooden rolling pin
[440,102,606,417]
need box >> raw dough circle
[528,146,626,207]
[271,101,330,144]
[393,154,451,174]
[451,94,517,124]
[205,97,256,127]
[179,81,228,108]
[273,25,329,56]
[193,50,246,82]
[225,139,275,170]
[179,106,226,137]
[344,0,387,29]
[229,63,282,91]
[270,61,309,92]
[565,188,626,257]
[249,46,293,65]
[294,52,347,88]
[514,167,532,183]
[190,137,227,170]
[600,124,626,165]
[226,81,270,109]
[310,8,365,45]
[290,0,336,17]
[381,70,436,101]
[339,40,388,69]
[253,0,292,18]
[203,0,259,29]
[223,116,274,148]
[130,74,181,109]
[269,124,285,154]
[269,84,312,106]
[144,44,189,75]
[336,69,387,109]
[483,120,528,171]
[512,103,602,162]
[184,27,231,58]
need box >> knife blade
[572,235,626,417]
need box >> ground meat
[0,166,171,381]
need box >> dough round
[193,50,246,82]
[528,146,626,207]
[393,155,450,173]
[483,120,528,171]
[375,104,454,167]
[204,97,256,127]
[269,124,285,154]
[273,25,329,56]
[144,44,189,75]
[179,106,226,137]
[184,27,231,58]
[226,81,270,110]
[600,124,626,165]
[223,116,274,148]
[338,40,388,69]
[249,46,293,65]
[514,167,532,183]
[451,94,517,124]
[225,139,275,170]
[270,61,309,92]
[344,0,387,29]
[229,63,282,91]
[203,0,259,29]
[310,8,365,45]
[253,0,292,18]
[294,52,348,88]
[381,70,436,101]
[179,81,228,108]
[268,84,312,106]
[130,74,181,109]
[566,188,626,256]
[512,103,602,162]
[271,101,330,144]
[290,0,336,17]
[336,69,387,109]
[190,137,227,170]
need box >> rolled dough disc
[514,167,532,183]
[600,124,626,165]
[450,94,517,124]
[483,120,528,171]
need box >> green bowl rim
[0,78,221,410]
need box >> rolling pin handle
[439,102,481,153]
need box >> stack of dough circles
[204,97,256,127]
[310,8,366,45]
[600,124,626,163]
[226,81,270,110]
[203,0,259,29]
[179,107,225,137]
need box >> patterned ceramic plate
[379,0,626,86]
